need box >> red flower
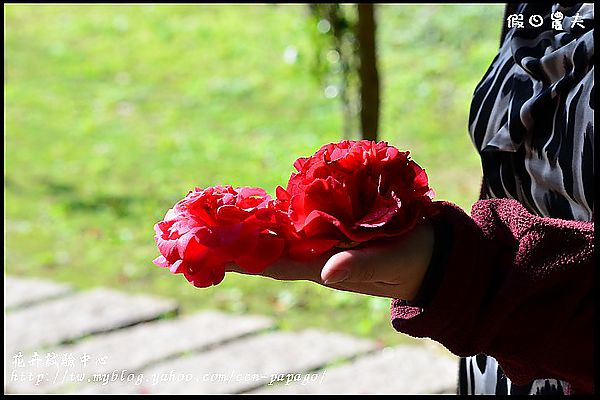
[153,185,285,288]
[276,140,434,259]
[153,140,434,287]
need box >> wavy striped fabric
[461,2,594,395]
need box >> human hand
[225,221,435,302]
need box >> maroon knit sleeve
[391,199,594,394]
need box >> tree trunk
[357,4,380,141]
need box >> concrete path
[4,276,458,394]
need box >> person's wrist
[404,214,454,307]
[396,220,435,302]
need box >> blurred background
[5,4,504,347]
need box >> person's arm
[391,199,594,394]
[226,196,594,393]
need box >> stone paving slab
[5,311,274,394]
[5,288,178,356]
[252,344,459,394]
[4,277,462,395]
[5,277,73,310]
[74,329,378,394]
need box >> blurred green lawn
[5,4,503,346]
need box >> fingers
[323,280,405,299]
[259,257,325,283]
[225,221,433,302]
[225,249,338,283]
[225,250,408,299]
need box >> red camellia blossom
[153,185,285,288]
[153,140,434,287]
[276,140,435,260]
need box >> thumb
[320,245,395,284]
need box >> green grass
[5,4,503,346]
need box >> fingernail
[323,269,350,285]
